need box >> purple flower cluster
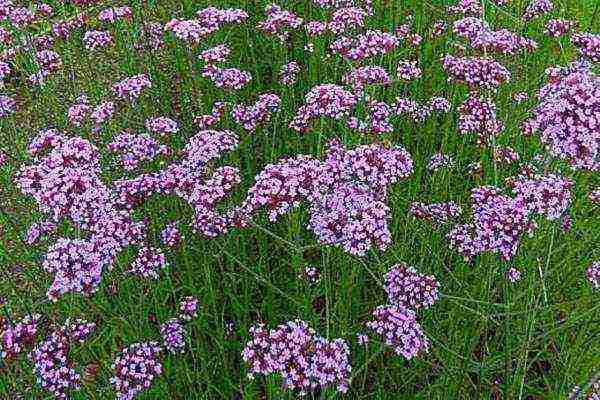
[409,201,462,225]
[522,0,553,22]
[161,221,182,247]
[342,65,390,94]
[506,267,522,283]
[28,319,96,400]
[160,318,187,354]
[165,7,247,45]
[112,74,152,103]
[448,186,533,260]
[25,220,57,245]
[0,314,40,361]
[470,29,538,55]
[523,62,600,170]
[145,116,179,137]
[571,33,600,63]
[130,246,168,279]
[242,140,413,255]
[309,181,391,255]
[257,4,303,40]
[365,305,430,359]
[82,30,113,51]
[178,296,199,321]
[458,92,504,145]
[392,96,452,123]
[384,263,440,309]
[329,6,367,34]
[202,64,252,90]
[199,44,229,64]
[442,55,511,89]
[329,30,398,62]
[396,60,422,81]
[98,6,133,23]
[290,84,358,132]
[587,261,600,289]
[448,0,484,17]
[279,61,300,86]
[67,95,115,127]
[348,99,393,135]
[232,93,281,132]
[509,172,573,220]
[545,18,577,38]
[107,132,169,171]
[110,342,164,400]
[242,320,351,394]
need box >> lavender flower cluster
[442,55,511,90]
[242,320,351,394]
[28,318,96,399]
[110,342,164,400]
[524,61,600,170]
[384,263,440,309]
[242,139,413,255]
[1,314,40,361]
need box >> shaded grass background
[0,0,599,398]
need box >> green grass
[1,0,599,398]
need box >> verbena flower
[242,320,350,394]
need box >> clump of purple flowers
[509,172,573,221]
[202,64,252,90]
[384,263,440,309]
[28,318,96,400]
[458,92,504,145]
[98,6,133,23]
[130,246,168,279]
[232,93,281,132]
[110,342,164,400]
[1,314,40,361]
[25,221,57,245]
[342,65,390,94]
[161,221,183,248]
[365,305,430,359]
[522,0,553,22]
[448,186,534,260]
[396,60,422,81]
[112,74,152,103]
[442,55,511,90]
[329,30,398,62]
[290,84,358,132]
[506,267,522,283]
[160,318,186,354]
[146,117,179,137]
[571,33,600,63]
[427,153,454,172]
[523,61,600,170]
[545,18,577,38]
[107,133,170,171]
[279,60,300,86]
[242,320,351,394]
[0,94,15,118]
[82,30,113,51]
[200,44,231,63]
[178,296,199,321]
